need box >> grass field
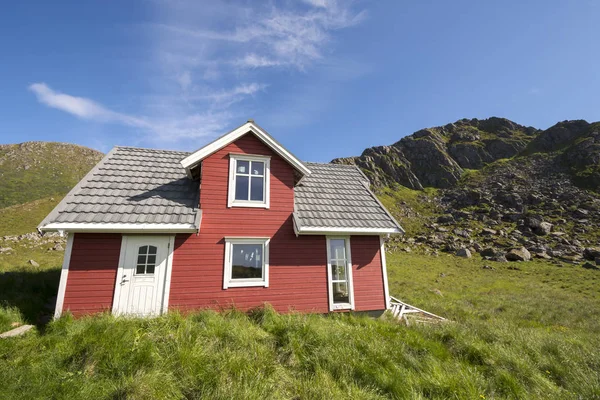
[1,245,599,399]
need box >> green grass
[1,246,599,399]
[377,185,440,236]
[0,197,61,236]
[0,142,102,208]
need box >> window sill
[225,280,268,288]
[229,201,269,209]
[331,303,353,311]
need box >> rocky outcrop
[333,117,600,192]
[333,117,538,190]
[525,120,590,154]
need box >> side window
[136,245,157,274]
[327,237,354,310]
[228,155,270,208]
[223,238,270,288]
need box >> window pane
[250,177,264,201]
[137,255,146,265]
[147,255,156,265]
[148,246,157,255]
[231,244,263,279]
[139,246,148,255]
[332,282,349,304]
[251,161,264,175]
[146,264,155,274]
[329,239,346,260]
[236,160,249,174]
[330,260,347,281]
[136,264,145,274]
[235,176,249,200]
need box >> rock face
[333,118,600,193]
[333,117,539,190]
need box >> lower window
[223,238,270,289]
[327,237,354,310]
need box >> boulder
[583,247,600,261]
[52,243,64,251]
[582,262,599,270]
[0,247,13,254]
[455,248,472,258]
[28,259,40,267]
[525,216,553,235]
[480,247,497,258]
[437,214,454,224]
[481,228,497,236]
[506,247,531,262]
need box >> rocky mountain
[0,142,103,209]
[333,117,600,191]
[335,117,600,267]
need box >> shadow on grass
[0,267,60,329]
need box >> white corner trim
[380,236,391,310]
[326,236,355,312]
[180,121,311,177]
[111,235,129,315]
[298,226,402,235]
[162,235,176,313]
[40,223,198,233]
[54,234,75,319]
[227,154,271,209]
[223,237,270,289]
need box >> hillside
[0,142,103,209]
[333,117,600,191]
[335,118,600,265]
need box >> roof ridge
[114,145,190,154]
[304,161,358,167]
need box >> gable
[180,121,311,179]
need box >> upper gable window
[228,154,271,208]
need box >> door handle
[121,275,129,285]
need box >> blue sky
[1,1,599,161]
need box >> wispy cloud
[30,1,365,146]
[29,83,151,129]
[157,0,365,71]
[29,82,233,141]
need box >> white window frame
[227,154,271,209]
[326,236,355,311]
[223,237,270,289]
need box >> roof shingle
[40,147,402,233]
[293,163,401,231]
[40,146,199,227]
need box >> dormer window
[228,154,271,208]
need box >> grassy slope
[0,248,598,399]
[0,142,102,208]
[0,197,61,236]
[0,145,599,398]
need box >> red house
[39,121,403,318]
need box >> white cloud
[30,1,365,146]
[29,83,151,129]
[28,82,232,142]
[157,1,365,71]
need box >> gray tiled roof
[294,163,402,231]
[40,147,401,233]
[39,146,199,226]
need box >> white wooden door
[115,236,170,316]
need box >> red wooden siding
[351,236,386,311]
[169,132,387,313]
[63,233,121,316]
